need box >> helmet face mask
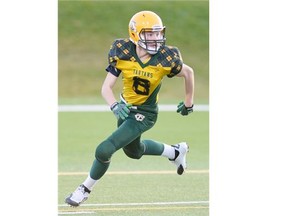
[138,28,166,54]
[129,11,166,55]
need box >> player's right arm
[101,72,118,108]
[102,72,131,120]
[102,39,132,120]
[102,39,122,107]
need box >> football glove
[110,102,132,120]
[177,101,194,116]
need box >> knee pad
[123,146,144,160]
[95,139,116,163]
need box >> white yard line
[58,201,209,214]
[58,104,209,112]
[58,206,209,214]
[58,201,209,207]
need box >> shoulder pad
[157,46,183,77]
[163,46,183,60]
[108,39,134,66]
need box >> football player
[65,10,194,207]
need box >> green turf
[58,111,209,215]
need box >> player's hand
[110,102,132,120]
[177,101,194,116]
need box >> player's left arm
[176,63,194,107]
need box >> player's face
[140,31,164,49]
[143,31,163,40]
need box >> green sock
[89,159,110,180]
[142,139,164,155]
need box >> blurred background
[58,0,209,105]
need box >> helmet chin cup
[147,49,158,55]
[138,40,162,55]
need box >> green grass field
[58,111,209,216]
[58,0,209,104]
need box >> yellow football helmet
[129,11,166,55]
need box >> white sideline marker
[58,200,209,207]
[58,201,209,215]
[58,104,209,112]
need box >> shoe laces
[77,185,91,194]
